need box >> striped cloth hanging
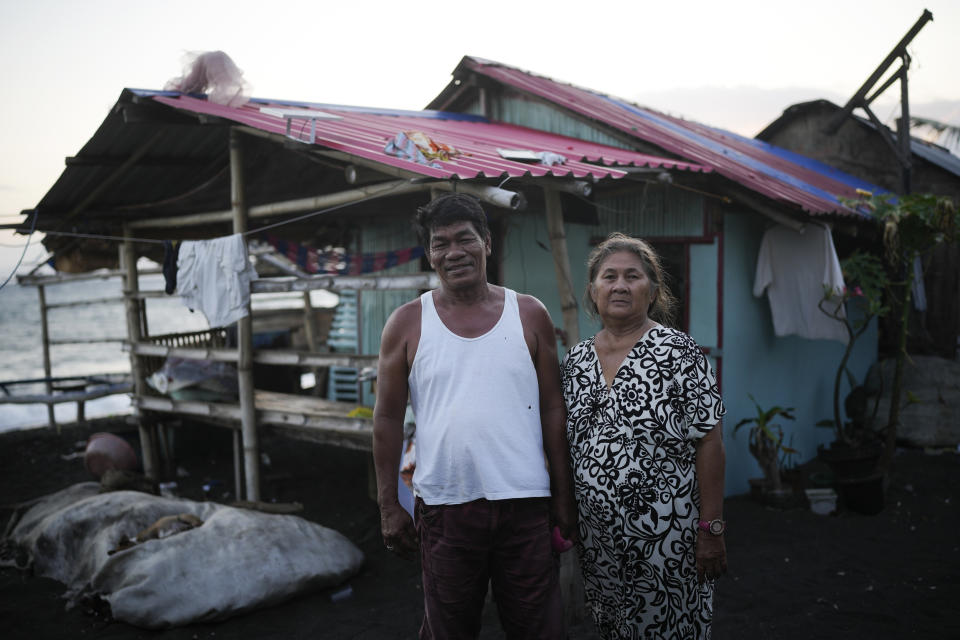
[265,236,425,275]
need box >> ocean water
[0,272,336,433]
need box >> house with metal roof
[426,56,890,495]
[15,57,893,497]
[13,84,720,498]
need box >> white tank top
[409,288,551,505]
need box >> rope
[0,210,38,291]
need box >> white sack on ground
[4,483,364,628]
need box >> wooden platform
[136,389,374,451]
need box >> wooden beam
[48,337,126,345]
[52,130,165,232]
[121,239,158,478]
[250,272,439,293]
[129,342,379,368]
[0,383,132,405]
[18,267,162,287]
[825,9,933,134]
[45,295,126,309]
[126,179,430,229]
[36,285,55,428]
[134,392,374,452]
[543,188,580,349]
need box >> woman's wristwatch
[697,519,726,535]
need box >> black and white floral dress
[561,326,725,640]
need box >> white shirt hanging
[753,223,848,343]
[176,234,258,328]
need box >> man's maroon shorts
[416,497,564,639]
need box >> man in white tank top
[373,194,577,638]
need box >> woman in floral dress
[562,233,727,639]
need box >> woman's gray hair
[583,232,677,325]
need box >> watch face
[709,520,724,535]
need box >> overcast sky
[2,0,957,277]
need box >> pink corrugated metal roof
[149,93,709,183]
[457,57,874,217]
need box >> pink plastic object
[551,526,574,553]
[84,432,138,478]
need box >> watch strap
[697,519,726,535]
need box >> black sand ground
[1,417,957,639]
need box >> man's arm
[372,303,419,557]
[520,295,578,541]
[695,425,727,583]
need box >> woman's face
[590,250,655,324]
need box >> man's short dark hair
[414,193,490,247]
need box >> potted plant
[733,395,799,506]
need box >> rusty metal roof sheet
[448,57,884,217]
[147,91,710,182]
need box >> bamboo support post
[543,189,585,622]
[37,285,56,429]
[231,128,260,502]
[121,239,158,478]
[543,188,580,349]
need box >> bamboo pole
[37,285,56,429]
[18,267,163,287]
[127,180,429,230]
[128,342,378,368]
[543,188,580,349]
[121,239,158,478]
[542,188,585,624]
[126,178,525,230]
[231,128,260,502]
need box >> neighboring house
[19,58,896,495]
[758,99,960,358]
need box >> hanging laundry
[162,240,181,295]
[265,236,424,275]
[911,255,927,312]
[753,223,848,343]
[176,234,258,328]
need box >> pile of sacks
[2,482,363,628]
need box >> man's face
[427,220,491,289]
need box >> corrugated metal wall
[594,185,704,237]
[358,219,423,356]
[357,218,424,406]
[465,95,632,149]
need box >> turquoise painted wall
[688,242,719,349]
[500,188,710,353]
[501,212,602,351]
[357,219,423,406]
[721,211,878,496]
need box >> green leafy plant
[818,250,890,446]
[734,395,798,493]
[846,192,959,469]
